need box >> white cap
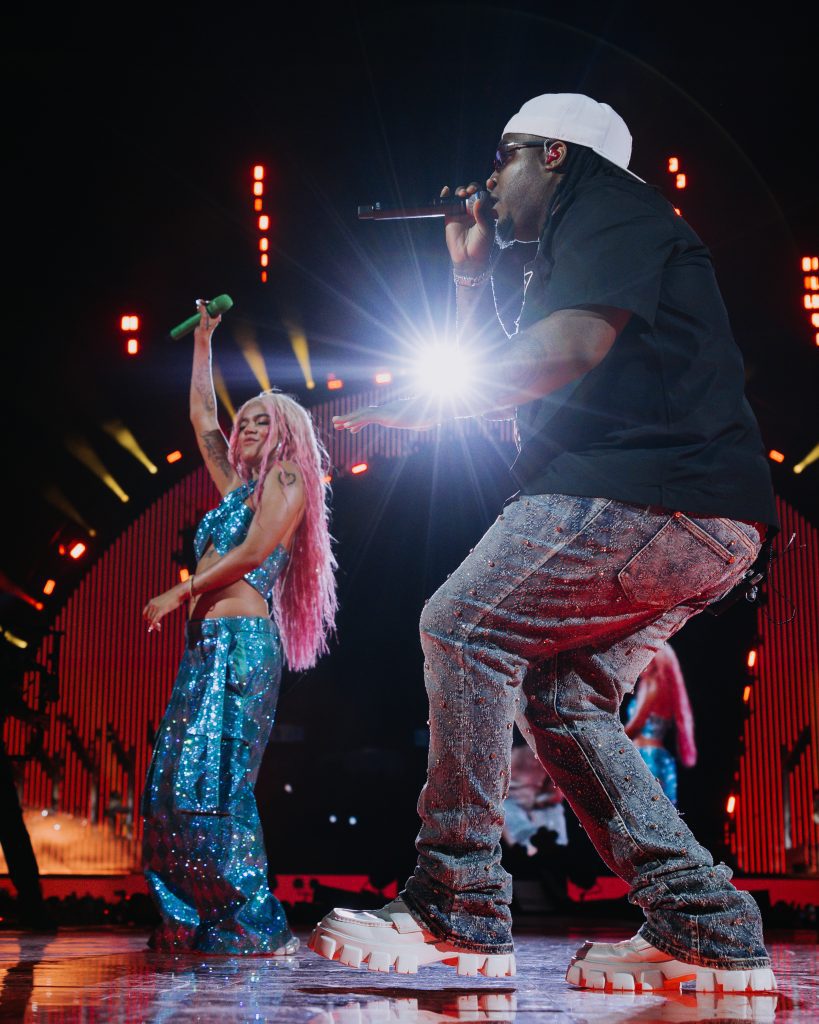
[503,93,643,181]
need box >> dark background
[3,3,817,880]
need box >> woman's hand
[143,581,190,633]
[442,182,496,273]
[193,298,222,346]
[332,396,439,434]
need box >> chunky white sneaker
[566,934,777,993]
[308,899,516,977]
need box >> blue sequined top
[193,481,289,601]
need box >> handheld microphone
[169,294,234,340]
[358,191,490,221]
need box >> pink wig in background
[227,390,338,672]
[642,643,698,768]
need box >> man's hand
[442,182,496,273]
[333,396,439,434]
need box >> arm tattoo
[278,468,297,488]
[193,363,217,415]
[201,429,232,478]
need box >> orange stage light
[667,157,679,173]
[258,214,270,230]
[351,463,368,475]
[120,315,139,332]
[166,450,182,464]
[674,207,681,216]
[327,378,343,390]
[69,542,87,560]
[126,338,139,355]
[260,253,269,267]
[746,649,758,669]
[43,579,56,596]
[259,237,269,252]
[253,165,265,180]
[675,173,686,189]
[742,685,752,703]
[812,314,819,327]
[768,450,785,463]
[254,198,263,211]
[802,256,818,271]
[805,276,819,291]
[804,294,819,309]
[261,270,268,283]
[726,795,737,815]
[253,181,263,196]
[374,371,393,385]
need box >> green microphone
[169,294,234,340]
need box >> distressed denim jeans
[401,494,771,970]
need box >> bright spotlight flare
[169,294,234,340]
[358,191,490,221]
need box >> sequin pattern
[194,482,289,601]
[142,616,292,954]
[401,494,771,970]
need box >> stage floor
[0,921,815,1022]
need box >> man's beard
[494,215,516,250]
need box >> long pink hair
[227,389,337,672]
[641,643,698,767]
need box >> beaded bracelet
[452,267,492,288]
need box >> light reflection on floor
[0,924,815,1022]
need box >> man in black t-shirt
[312,93,777,993]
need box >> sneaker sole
[566,957,777,993]
[308,922,516,977]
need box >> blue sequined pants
[401,495,771,970]
[142,616,293,953]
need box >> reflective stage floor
[0,922,816,1022]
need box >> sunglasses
[493,139,555,173]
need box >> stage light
[375,371,393,385]
[43,580,56,596]
[743,685,752,703]
[329,814,337,824]
[166,450,182,464]
[64,437,129,502]
[103,420,158,474]
[126,338,139,355]
[793,443,819,475]
[42,485,97,536]
[768,450,785,464]
[69,542,87,559]
[726,794,737,815]
[668,157,679,173]
[179,568,190,583]
[283,783,293,794]
[348,816,357,826]
[746,649,758,669]
[254,198,263,212]
[805,276,819,291]
[234,323,271,391]
[674,207,681,215]
[120,315,139,331]
[351,462,368,475]
[802,256,819,271]
[253,181,263,196]
[327,378,343,390]
[804,294,819,309]
[675,173,686,189]
[412,342,475,397]
[253,165,265,181]
[812,314,819,327]
[213,362,236,418]
[261,271,268,283]
[2,629,28,649]
[282,318,315,390]
[260,253,269,267]
[258,215,270,230]
[259,237,269,252]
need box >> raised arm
[189,300,241,496]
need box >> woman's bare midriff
[188,544,270,621]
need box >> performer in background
[141,301,337,954]
[313,93,778,992]
[625,642,697,805]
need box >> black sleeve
[543,185,678,327]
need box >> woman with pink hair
[140,300,337,954]
[625,642,697,805]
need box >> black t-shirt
[509,176,778,526]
